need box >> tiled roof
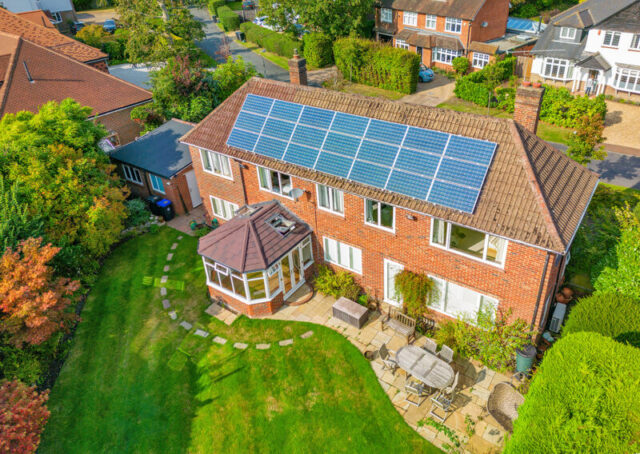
[0,7,107,63]
[398,28,466,50]
[16,10,56,29]
[198,201,312,272]
[469,41,499,55]
[182,78,599,253]
[551,0,637,28]
[380,0,488,20]
[0,35,151,117]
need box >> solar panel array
[226,94,497,213]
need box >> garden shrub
[313,264,361,301]
[540,86,607,128]
[393,270,434,319]
[208,0,225,16]
[333,37,420,94]
[453,56,515,107]
[217,6,240,31]
[302,32,334,68]
[452,56,469,76]
[239,22,301,58]
[124,199,151,228]
[504,332,640,453]
[563,292,640,347]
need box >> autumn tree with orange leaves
[0,238,79,347]
[0,379,50,454]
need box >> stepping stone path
[163,265,170,272]
[213,336,227,345]
[279,339,293,346]
[162,299,171,309]
[169,311,177,320]
[161,275,168,283]
[300,331,314,339]
[177,235,183,240]
[233,342,248,350]
[180,321,193,330]
[160,287,167,296]
[171,243,178,250]
[195,329,209,338]
[256,343,271,350]
[167,253,173,261]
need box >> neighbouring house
[0,7,108,71]
[16,10,58,30]
[178,57,599,324]
[1,0,77,33]
[0,32,152,145]
[374,0,510,71]
[530,0,640,99]
[110,119,202,216]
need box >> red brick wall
[470,0,509,43]
[98,105,147,145]
[208,284,285,317]
[192,148,561,329]
[513,85,544,134]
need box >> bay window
[258,166,293,197]
[445,17,462,33]
[430,276,499,323]
[431,219,507,266]
[403,11,417,26]
[381,8,392,23]
[542,58,572,80]
[365,199,394,231]
[472,52,490,69]
[434,47,462,64]
[614,67,640,93]
[317,184,344,215]
[200,148,232,179]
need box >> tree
[482,62,502,114]
[211,56,258,100]
[0,380,50,454]
[0,238,80,347]
[567,113,607,165]
[452,56,470,76]
[75,24,109,48]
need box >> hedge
[302,32,333,68]
[218,6,240,32]
[504,332,640,453]
[208,0,225,16]
[239,22,302,58]
[333,38,420,94]
[563,292,640,347]
[540,86,607,128]
[453,56,516,107]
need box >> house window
[559,27,576,40]
[431,219,508,266]
[381,8,392,23]
[472,52,490,69]
[149,174,165,193]
[200,148,232,179]
[323,237,362,274]
[395,39,409,50]
[433,47,462,64]
[210,196,238,220]
[614,68,640,94]
[542,57,572,80]
[630,34,640,50]
[429,276,499,324]
[603,30,621,48]
[365,199,394,231]
[403,11,417,26]
[445,17,462,33]
[300,237,313,268]
[317,184,344,215]
[122,164,143,185]
[204,259,274,302]
[384,259,404,306]
[257,167,293,198]
[425,14,437,30]
[51,12,62,23]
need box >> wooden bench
[381,308,416,343]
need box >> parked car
[418,64,435,83]
[71,21,85,35]
[103,19,117,33]
[253,15,267,26]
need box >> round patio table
[396,345,455,390]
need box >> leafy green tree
[211,56,258,100]
[75,24,109,48]
[452,56,470,76]
[567,113,607,165]
[0,178,43,251]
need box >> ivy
[393,270,434,319]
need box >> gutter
[90,99,153,119]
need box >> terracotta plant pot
[556,292,570,304]
[532,82,542,88]
[561,287,574,299]
[522,80,532,87]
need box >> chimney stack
[288,49,307,86]
[513,84,544,134]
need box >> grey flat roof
[110,119,195,178]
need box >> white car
[253,16,267,26]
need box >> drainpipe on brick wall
[235,160,249,206]
[530,251,551,331]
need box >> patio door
[383,259,404,307]
[279,248,305,298]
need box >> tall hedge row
[504,332,640,453]
[453,56,516,107]
[302,32,334,68]
[239,22,301,58]
[208,0,225,16]
[333,38,420,94]
[218,6,240,31]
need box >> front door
[417,46,423,61]
[185,170,202,208]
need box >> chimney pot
[514,84,544,135]
[288,48,307,86]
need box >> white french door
[383,259,404,307]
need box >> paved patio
[268,292,511,453]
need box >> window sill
[365,221,395,234]
[601,45,619,49]
[318,206,345,217]
[125,179,144,187]
[202,168,234,181]
[259,188,294,200]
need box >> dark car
[71,21,85,35]
[418,64,435,83]
[103,19,117,33]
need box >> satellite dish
[290,188,304,201]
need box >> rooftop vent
[267,214,296,235]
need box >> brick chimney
[514,84,545,134]
[288,49,307,86]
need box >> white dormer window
[445,17,462,33]
[559,27,576,40]
[403,11,417,26]
[603,30,621,48]
[381,8,392,23]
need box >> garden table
[396,345,454,390]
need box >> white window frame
[316,184,344,216]
[383,259,404,306]
[603,30,621,48]
[257,166,294,199]
[430,218,508,268]
[629,34,640,50]
[428,275,499,324]
[122,164,143,185]
[559,27,576,40]
[395,39,409,50]
[433,47,462,64]
[425,14,437,30]
[381,8,392,23]
[149,174,165,194]
[50,12,62,23]
[323,237,362,274]
[203,258,274,304]
[210,196,239,221]
[472,52,490,69]
[364,199,395,233]
[614,67,640,94]
[445,17,462,34]
[300,236,314,269]
[403,11,417,27]
[200,148,233,180]
[542,57,572,80]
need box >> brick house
[110,119,202,216]
[1,0,78,34]
[180,58,598,329]
[374,0,510,71]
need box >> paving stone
[162,299,171,309]
[160,287,167,296]
[194,329,209,338]
[378,379,390,392]
[163,265,170,272]
[177,235,183,240]
[180,321,192,330]
[213,336,227,345]
[233,342,248,349]
[168,311,177,320]
[300,330,314,339]
[256,343,271,350]
[482,424,504,445]
[161,275,168,283]
[279,338,293,346]
[171,243,178,250]
[166,253,173,261]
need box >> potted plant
[532,81,542,88]
[522,80,532,87]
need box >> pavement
[108,63,163,89]
[603,100,640,149]
[76,8,118,25]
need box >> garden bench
[381,308,416,343]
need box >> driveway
[603,100,640,149]
[76,8,118,25]
[108,63,162,89]
[401,74,456,107]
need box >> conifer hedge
[239,22,301,58]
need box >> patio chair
[429,372,459,422]
[379,343,398,373]
[438,345,454,364]
[405,378,429,407]
[422,338,437,355]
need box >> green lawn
[40,228,439,453]
[235,39,290,70]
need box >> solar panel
[225,94,498,214]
